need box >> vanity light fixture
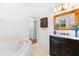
[53,3,77,13]
[53,3,66,13]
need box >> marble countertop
[50,34,79,40]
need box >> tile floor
[32,43,49,56]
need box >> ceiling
[0,3,59,21]
[23,3,59,18]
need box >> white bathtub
[0,39,32,56]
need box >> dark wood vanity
[50,35,79,56]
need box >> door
[29,18,37,44]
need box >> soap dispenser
[75,26,78,37]
[76,26,79,37]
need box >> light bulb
[54,8,57,13]
[69,3,76,8]
[63,3,68,9]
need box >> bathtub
[0,39,32,56]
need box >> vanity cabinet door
[50,36,62,56]
[74,41,79,56]
[61,38,77,56]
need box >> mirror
[54,9,79,30]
